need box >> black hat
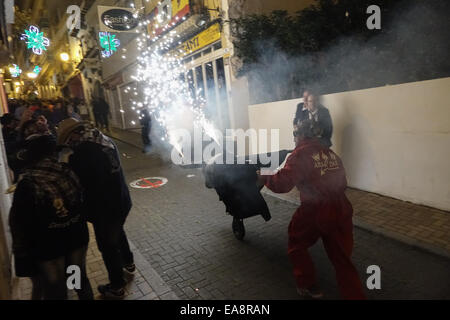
[20,134,57,164]
[0,113,16,126]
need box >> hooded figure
[9,133,93,300]
[56,118,134,299]
[1,113,20,177]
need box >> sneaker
[297,286,324,299]
[98,284,125,299]
[123,263,136,273]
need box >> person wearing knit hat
[9,133,93,300]
[56,118,134,299]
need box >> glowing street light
[60,52,70,61]
[27,72,38,79]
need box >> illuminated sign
[10,64,22,77]
[20,25,50,55]
[99,32,121,58]
[146,0,190,39]
[98,6,139,33]
[32,66,42,76]
[174,23,221,57]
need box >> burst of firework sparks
[199,117,221,145]
[127,7,221,158]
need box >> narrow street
[114,140,450,300]
[2,0,449,305]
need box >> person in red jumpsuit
[258,120,366,299]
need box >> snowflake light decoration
[9,64,22,77]
[33,66,42,75]
[20,25,50,55]
[99,32,120,58]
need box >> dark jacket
[93,98,110,116]
[9,157,89,276]
[139,108,151,128]
[2,127,20,174]
[2,127,19,154]
[68,141,132,223]
[293,102,306,125]
[50,108,66,127]
[294,103,333,148]
[205,163,271,221]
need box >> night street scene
[0,0,449,309]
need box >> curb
[261,189,450,260]
[128,240,180,300]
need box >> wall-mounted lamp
[60,52,70,62]
[196,17,207,27]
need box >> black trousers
[99,113,109,129]
[141,125,151,146]
[36,246,93,300]
[92,219,134,289]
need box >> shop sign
[98,6,139,33]
[174,23,221,57]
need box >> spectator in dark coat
[4,116,53,182]
[1,113,20,156]
[293,90,311,126]
[56,118,134,299]
[50,101,66,127]
[139,108,152,153]
[91,97,101,128]
[294,94,333,148]
[92,97,110,131]
[9,133,93,300]
[1,113,21,181]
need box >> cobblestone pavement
[13,138,450,300]
[14,225,178,300]
[117,140,450,300]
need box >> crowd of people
[1,98,134,300]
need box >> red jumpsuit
[265,138,366,299]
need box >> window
[205,62,216,118]
[195,65,205,100]
[187,69,195,100]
